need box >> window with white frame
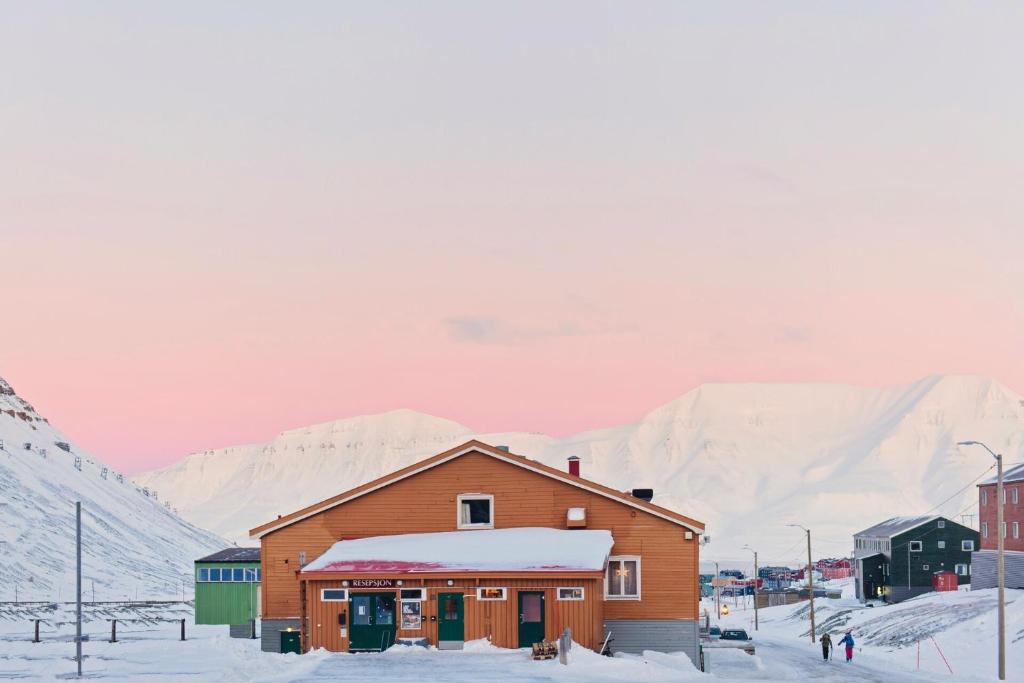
[1003,522,1008,539]
[909,541,923,552]
[982,490,988,506]
[400,588,426,601]
[981,523,988,539]
[937,541,945,550]
[606,556,641,599]
[937,520,945,529]
[955,563,969,576]
[476,587,506,600]
[557,587,585,601]
[1014,488,1020,505]
[321,588,348,601]
[922,564,930,571]
[963,539,975,551]
[457,494,494,529]
[1015,522,1020,539]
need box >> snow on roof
[981,462,1024,485]
[854,515,939,539]
[301,528,614,574]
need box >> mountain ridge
[135,374,1024,562]
[0,377,225,600]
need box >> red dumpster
[932,570,958,592]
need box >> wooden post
[250,618,257,639]
[110,620,117,643]
[180,618,186,641]
[33,619,40,643]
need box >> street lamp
[742,545,759,631]
[958,440,1005,681]
[787,524,815,643]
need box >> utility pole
[959,441,1005,681]
[788,524,815,643]
[743,546,759,631]
[76,501,82,678]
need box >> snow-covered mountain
[136,375,1024,564]
[0,377,224,601]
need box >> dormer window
[457,494,494,529]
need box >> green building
[853,515,979,604]
[195,548,261,635]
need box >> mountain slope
[136,375,1024,562]
[0,377,224,601]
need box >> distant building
[195,548,261,637]
[973,465,1024,589]
[719,569,745,580]
[816,558,853,580]
[853,516,978,603]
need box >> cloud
[777,326,812,344]
[442,316,600,346]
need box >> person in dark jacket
[839,631,855,662]
[820,633,833,661]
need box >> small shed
[932,571,958,592]
[195,548,261,633]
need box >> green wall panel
[194,562,260,625]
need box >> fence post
[33,620,40,643]
[111,620,117,643]
[180,618,186,641]
[250,618,257,639]
[558,627,571,665]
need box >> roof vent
[496,445,510,452]
[631,488,654,502]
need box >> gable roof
[249,440,705,539]
[854,515,940,539]
[980,462,1024,486]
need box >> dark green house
[195,548,261,636]
[853,515,979,603]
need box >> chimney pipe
[567,456,580,477]
[496,445,510,453]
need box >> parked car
[720,629,751,641]
[708,626,721,639]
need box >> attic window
[457,494,493,529]
[909,541,923,552]
[567,507,587,528]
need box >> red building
[978,464,1024,552]
[816,558,853,580]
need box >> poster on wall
[401,601,421,629]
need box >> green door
[348,593,397,651]
[280,629,301,654]
[517,591,545,648]
[437,592,464,649]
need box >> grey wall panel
[260,618,301,653]
[971,550,1024,590]
[603,619,699,666]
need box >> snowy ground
[2,582,1021,681]
[706,580,1022,681]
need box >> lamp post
[742,545,759,631]
[787,524,815,643]
[958,440,1005,681]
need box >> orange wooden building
[249,440,705,661]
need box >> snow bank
[302,528,614,574]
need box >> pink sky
[2,3,1022,473]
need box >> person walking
[820,632,833,662]
[839,631,855,662]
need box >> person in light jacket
[838,631,855,662]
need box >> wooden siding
[303,577,604,652]
[260,450,700,630]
